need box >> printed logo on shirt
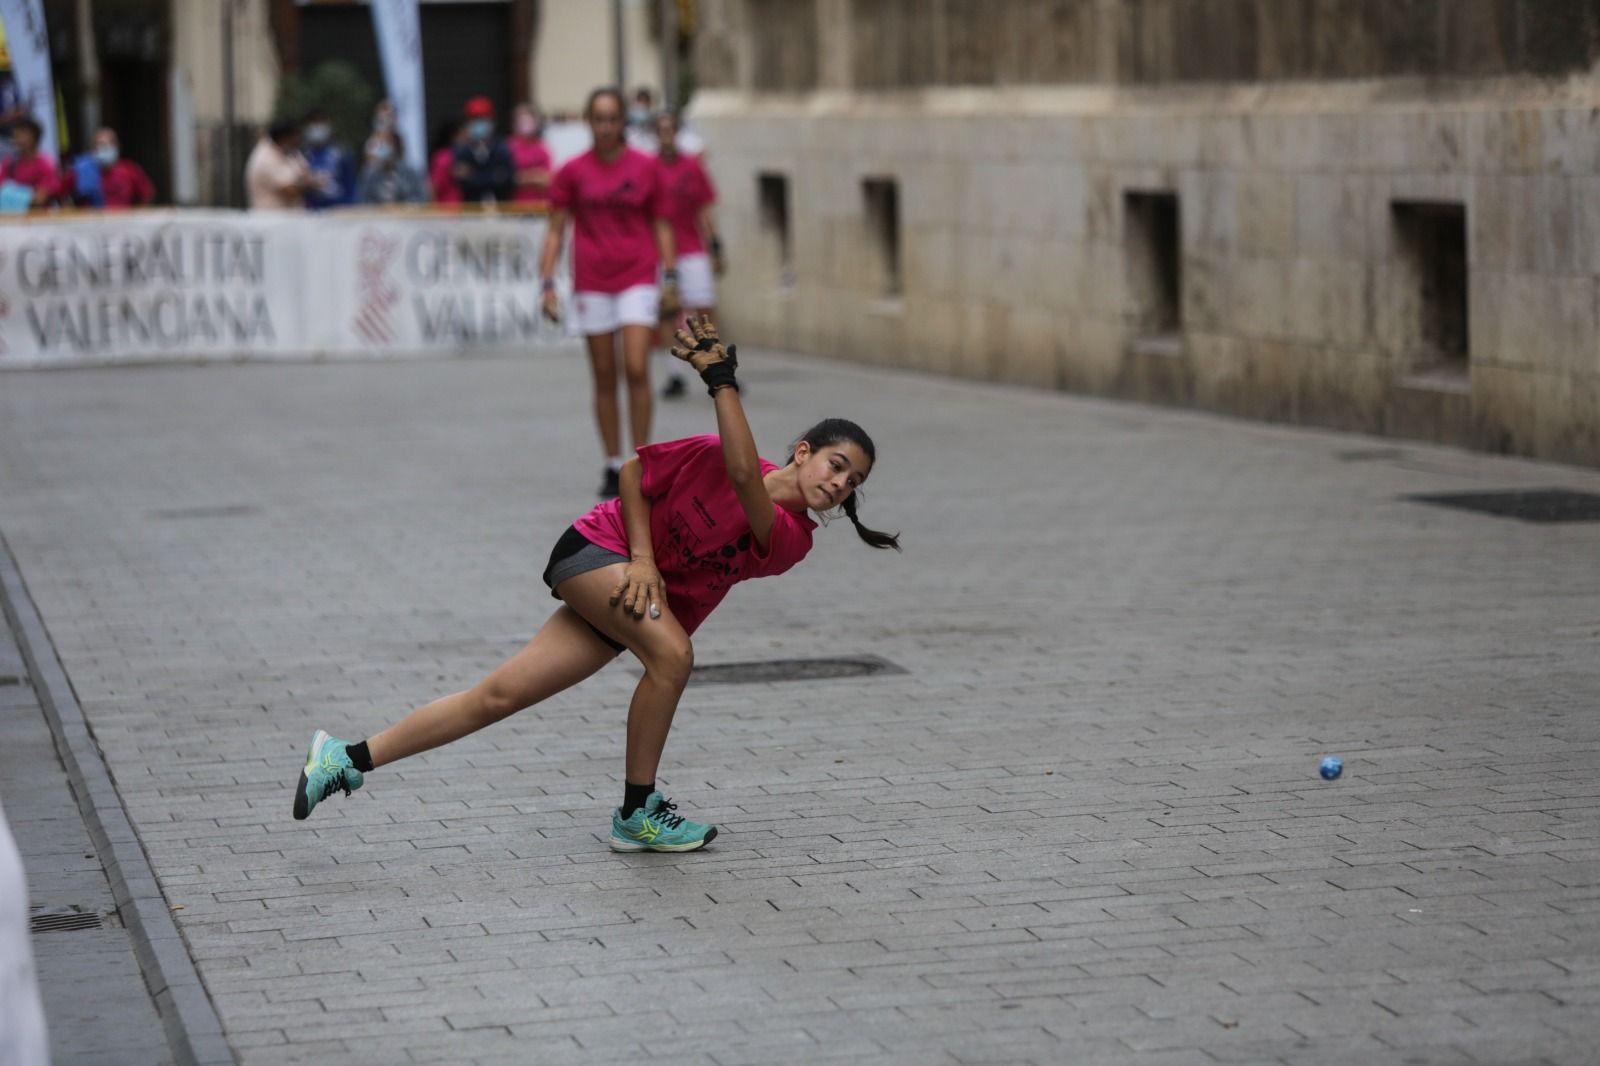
[691,495,717,528]
[581,176,643,213]
[663,507,749,593]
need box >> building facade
[691,0,1600,467]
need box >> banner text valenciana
[0,211,569,366]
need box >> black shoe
[661,376,688,399]
[599,466,621,499]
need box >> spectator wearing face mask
[372,98,397,134]
[507,103,551,210]
[358,129,426,205]
[62,126,155,209]
[301,108,357,210]
[451,96,514,204]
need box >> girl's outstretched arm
[670,316,776,550]
[711,377,775,550]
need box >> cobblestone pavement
[1,347,1598,1065]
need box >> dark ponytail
[842,491,900,551]
[790,418,901,552]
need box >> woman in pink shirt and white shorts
[652,110,723,398]
[539,87,681,499]
[290,317,900,852]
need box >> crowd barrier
[0,208,573,368]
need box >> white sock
[607,456,624,472]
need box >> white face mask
[94,144,119,167]
[306,123,331,145]
[514,117,537,137]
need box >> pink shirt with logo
[654,152,715,256]
[572,434,817,635]
[549,146,668,293]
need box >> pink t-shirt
[655,152,715,256]
[0,154,59,200]
[549,146,668,293]
[572,434,817,635]
[507,135,552,207]
[429,147,461,204]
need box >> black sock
[346,740,374,773]
[621,780,655,819]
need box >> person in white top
[244,118,319,210]
[0,799,49,1066]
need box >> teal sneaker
[292,729,364,820]
[610,792,717,852]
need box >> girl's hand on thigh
[610,559,666,619]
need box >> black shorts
[542,525,628,653]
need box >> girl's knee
[474,679,527,722]
[643,639,693,688]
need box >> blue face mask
[94,144,119,167]
[370,140,394,163]
[306,123,331,145]
[469,119,493,140]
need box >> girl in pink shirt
[507,103,552,209]
[291,317,899,852]
[539,87,681,500]
[652,110,723,399]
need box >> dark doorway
[296,3,513,142]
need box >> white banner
[0,0,58,162]
[0,211,569,368]
[369,0,427,175]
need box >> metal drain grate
[689,655,906,685]
[1406,488,1600,524]
[29,907,106,933]
[148,504,261,520]
[0,675,20,686]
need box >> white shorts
[572,284,659,336]
[670,252,716,310]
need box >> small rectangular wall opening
[757,172,792,286]
[862,177,901,298]
[1393,201,1468,375]
[1124,191,1181,340]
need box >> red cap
[464,96,494,118]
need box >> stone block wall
[692,81,1600,465]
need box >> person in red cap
[451,95,514,203]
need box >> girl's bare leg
[557,563,693,784]
[586,331,621,458]
[620,323,654,451]
[365,606,619,769]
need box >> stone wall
[690,1,1600,467]
[699,0,1600,90]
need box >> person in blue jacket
[300,108,357,210]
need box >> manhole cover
[1406,488,1600,524]
[689,655,906,685]
[148,504,261,520]
[29,907,106,933]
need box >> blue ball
[1319,756,1343,781]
